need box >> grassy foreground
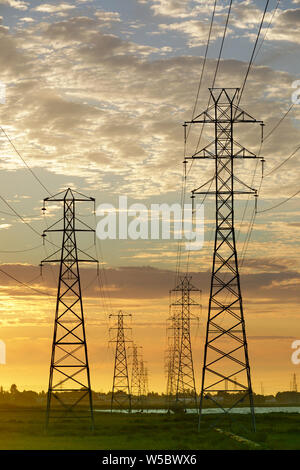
[0,408,299,450]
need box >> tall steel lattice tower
[139,358,149,409]
[41,188,97,429]
[165,303,180,405]
[171,275,200,408]
[291,373,298,393]
[110,311,132,412]
[185,88,264,431]
[130,343,142,410]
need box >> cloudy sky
[0,0,299,395]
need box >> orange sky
[0,1,299,396]
[0,262,298,395]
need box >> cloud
[34,3,77,13]
[94,10,121,23]
[19,17,35,23]
[0,0,28,10]
[0,262,298,304]
[151,0,193,18]
[230,0,273,30]
[0,12,299,204]
[267,8,300,44]
[159,19,226,47]
[0,24,31,77]
[31,16,100,46]
[150,0,213,19]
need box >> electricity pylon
[165,347,175,407]
[41,188,97,429]
[144,366,149,396]
[185,88,264,432]
[291,373,298,392]
[110,311,132,412]
[130,343,142,410]
[171,276,200,408]
[139,358,148,409]
[165,305,180,406]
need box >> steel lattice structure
[139,359,148,409]
[291,373,298,393]
[41,188,97,429]
[130,343,143,410]
[110,311,132,412]
[165,305,180,404]
[185,88,264,431]
[172,276,200,408]
[144,366,149,396]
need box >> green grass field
[0,408,299,450]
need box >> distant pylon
[185,88,264,432]
[166,303,181,405]
[144,365,149,396]
[170,275,201,408]
[41,188,97,429]
[130,343,142,410]
[292,373,298,392]
[139,358,148,409]
[110,311,132,412]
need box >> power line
[0,209,37,218]
[0,266,49,296]
[211,0,233,89]
[190,0,233,164]
[0,126,52,196]
[263,104,294,142]
[230,0,281,255]
[186,0,218,140]
[180,0,234,279]
[253,0,281,62]
[0,192,58,248]
[175,0,220,284]
[93,210,113,317]
[265,143,300,177]
[187,1,269,275]
[183,0,235,278]
[239,142,300,265]
[257,188,300,214]
[237,0,270,107]
[0,244,42,254]
[231,0,271,271]
[0,193,42,238]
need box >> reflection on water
[95,406,300,414]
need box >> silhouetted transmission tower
[130,343,142,410]
[171,275,200,408]
[139,358,149,409]
[291,373,298,392]
[41,188,97,429]
[185,88,264,431]
[166,302,180,406]
[110,311,132,412]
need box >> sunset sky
[0,0,299,396]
